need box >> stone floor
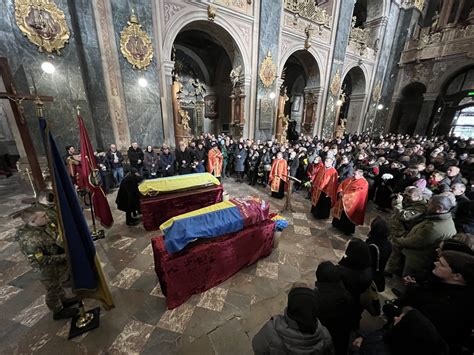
[0,174,395,354]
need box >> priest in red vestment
[269,152,288,199]
[332,169,369,235]
[311,157,338,219]
[207,142,223,179]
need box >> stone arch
[340,66,368,132]
[279,45,326,86]
[163,14,249,76]
[429,64,474,136]
[279,48,323,135]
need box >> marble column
[91,0,130,150]
[414,94,437,135]
[374,6,421,134]
[255,0,283,140]
[163,60,176,147]
[321,0,354,138]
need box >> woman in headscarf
[143,145,159,179]
[365,217,392,292]
[338,238,373,329]
[252,285,334,355]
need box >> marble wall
[0,0,102,154]
[321,1,355,138]
[255,0,283,141]
[364,2,401,133]
[110,0,164,148]
[373,7,420,133]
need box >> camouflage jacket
[390,200,427,239]
[15,223,66,270]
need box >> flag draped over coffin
[160,198,269,254]
[77,114,113,228]
[39,116,114,310]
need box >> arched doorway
[280,50,321,137]
[389,82,426,135]
[338,66,366,133]
[171,21,245,138]
[450,103,474,139]
[429,66,474,136]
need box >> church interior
[0,0,474,354]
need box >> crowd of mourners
[64,131,474,354]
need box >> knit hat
[315,261,341,282]
[287,287,319,334]
[441,251,474,285]
[413,179,427,190]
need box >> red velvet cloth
[151,219,275,309]
[140,185,223,231]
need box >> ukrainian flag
[39,116,114,310]
[160,198,268,253]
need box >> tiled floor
[0,174,393,354]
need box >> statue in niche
[189,78,206,98]
[179,109,191,132]
[230,65,242,88]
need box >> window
[450,105,474,139]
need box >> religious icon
[120,10,153,70]
[259,51,276,88]
[14,0,70,54]
[204,95,217,119]
[189,78,206,98]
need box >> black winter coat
[115,174,144,213]
[316,281,355,355]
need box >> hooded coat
[252,315,334,355]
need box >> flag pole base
[91,229,105,241]
[68,304,100,340]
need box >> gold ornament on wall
[372,80,382,102]
[208,4,217,21]
[14,0,70,54]
[330,69,341,96]
[259,51,276,88]
[120,10,153,70]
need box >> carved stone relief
[164,2,184,24]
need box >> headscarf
[315,261,341,282]
[339,238,372,270]
[286,287,320,334]
[368,216,390,240]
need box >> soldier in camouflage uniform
[385,186,427,276]
[16,207,79,320]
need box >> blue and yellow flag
[160,198,269,254]
[39,116,114,310]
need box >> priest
[332,169,369,235]
[207,141,223,180]
[269,152,288,199]
[311,157,338,219]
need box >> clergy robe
[269,158,288,199]
[207,147,223,178]
[332,177,369,235]
[311,166,338,219]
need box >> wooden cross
[0,57,54,192]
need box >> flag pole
[77,105,104,241]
